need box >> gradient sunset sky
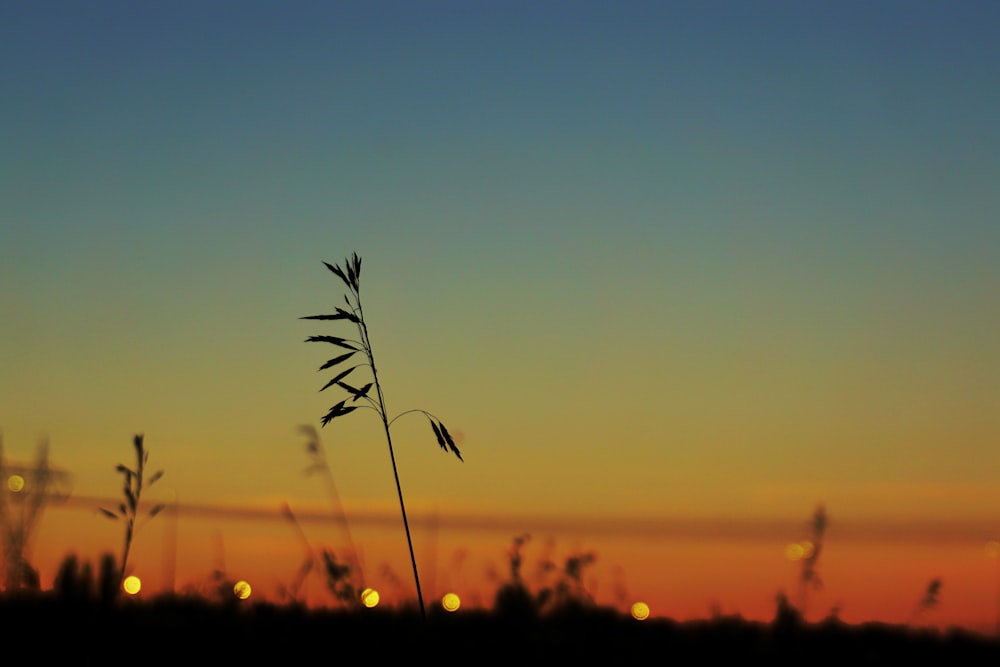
[2,1,998,630]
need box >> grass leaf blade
[439,421,463,462]
[301,313,353,321]
[335,307,361,324]
[319,365,358,392]
[323,261,352,288]
[305,335,358,350]
[345,261,357,292]
[429,419,447,452]
[339,381,373,402]
[321,400,359,427]
[318,350,358,371]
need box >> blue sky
[2,0,998,530]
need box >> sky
[1,0,999,632]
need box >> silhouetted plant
[301,252,463,619]
[530,537,558,599]
[280,501,362,608]
[508,532,531,584]
[96,552,120,607]
[321,549,360,606]
[493,533,597,617]
[99,434,165,590]
[278,502,317,604]
[773,590,805,628]
[0,436,68,593]
[537,551,597,614]
[298,424,365,589]
[201,528,245,605]
[910,578,942,625]
[53,553,92,603]
[798,503,827,617]
[493,533,538,618]
[53,552,117,607]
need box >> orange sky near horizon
[17,493,1000,638]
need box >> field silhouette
[3,588,999,666]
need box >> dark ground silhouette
[2,592,998,666]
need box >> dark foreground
[2,595,998,666]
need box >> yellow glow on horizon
[122,575,141,595]
[986,541,1000,559]
[7,475,25,493]
[361,587,380,608]
[631,601,650,621]
[441,592,461,612]
[234,580,252,600]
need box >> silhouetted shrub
[493,581,538,620]
[97,552,119,607]
[53,553,93,603]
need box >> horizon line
[52,495,1000,544]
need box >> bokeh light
[785,540,815,561]
[233,580,252,600]
[7,475,24,493]
[122,575,141,595]
[441,593,461,612]
[986,541,1000,559]
[361,588,380,608]
[631,601,650,621]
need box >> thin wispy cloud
[55,495,999,544]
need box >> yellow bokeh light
[361,587,380,608]
[986,541,1000,559]
[785,543,804,561]
[233,580,252,600]
[7,475,24,493]
[630,601,650,621]
[122,575,141,595]
[441,592,461,612]
[786,540,814,561]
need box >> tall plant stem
[119,446,143,586]
[357,298,426,621]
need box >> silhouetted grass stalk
[299,424,365,591]
[99,434,165,589]
[798,503,826,617]
[909,578,942,626]
[302,252,462,620]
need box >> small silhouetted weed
[99,434,165,591]
[492,533,599,619]
[910,578,943,626]
[798,503,827,617]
